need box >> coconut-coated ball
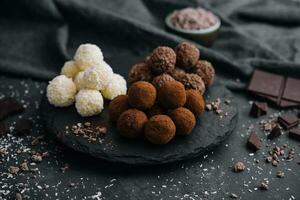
[179,73,206,95]
[128,63,152,84]
[170,107,196,136]
[60,61,80,78]
[192,60,215,86]
[128,81,157,110]
[145,115,176,145]
[158,80,186,109]
[108,95,130,122]
[117,109,148,139]
[185,89,205,116]
[47,75,76,107]
[152,74,175,90]
[74,43,104,70]
[74,71,85,91]
[83,62,113,90]
[147,46,176,75]
[175,42,199,70]
[102,73,127,100]
[75,89,104,117]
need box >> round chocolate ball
[170,107,196,136]
[185,89,205,116]
[158,80,186,109]
[146,104,165,118]
[152,74,175,90]
[175,42,199,70]
[178,73,206,95]
[192,60,215,86]
[168,68,186,81]
[128,63,152,84]
[128,81,157,110]
[145,115,176,144]
[117,109,148,139]
[147,46,176,75]
[109,95,130,121]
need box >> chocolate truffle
[179,73,206,95]
[192,60,215,86]
[128,81,157,110]
[109,95,130,121]
[158,81,186,109]
[175,42,199,70]
[170,107,196,136]
[145,115,176,144]
[168,68,186,81]
[147,46,176,75]
[117,109,148,139]
[128,63,152,84]
[147,104,165,118]
[152,74,175,90]
[185,89,205,116]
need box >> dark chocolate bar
[289,128,300,141]
[278,115,299,130]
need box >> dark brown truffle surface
[170,107,196,136]
[146,104,165,118]
[178,73,205,95]
[152,74,175,90]
[192,60,215,86]
[109,95,130,121]
[128,63,152,84]
[117,109,148,139]
[147,46,176,75]
[128,81,157,110]
[168,68,186,81]
[145,115,176,144]
[175,42,200,70]
[185,89,205,116]
[158,80,186,109]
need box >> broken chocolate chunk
[250,101,268,118]
[282,77,300,103]
[278,115,299,130]
[267,124,282,139]
[247,132,262,151]
[0,97,24,120]
[15,119,33,135]
[0,121,9,136]
[289,128,300,141]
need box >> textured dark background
[0,0,300,199]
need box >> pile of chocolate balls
[109,42,214,145]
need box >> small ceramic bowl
[165,13,221,46]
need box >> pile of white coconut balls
[47,44,127,117]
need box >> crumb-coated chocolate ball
[152,74,175,90]
[158,81,186,109]
[175,42,200,70]
[185,90,205,116]
[147,104,165,118]
[170,107,196,136]
[178,73,206,95]
[117,109,148,139]
[145,115,176,144]
[128,81,157,110]
[109,95,130,121]
[168,68,186,81]
[128,63,152,84]
[147,46,176,75]
[192,60,215,86]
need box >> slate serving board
[40,83,238,165]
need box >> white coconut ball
[47,75,76,107]
[83,62,113,91]
[75,89,104,117]
[102,74,127,100]
[74,71,85,91]
[60,61,80,78]
[74,44,104,71]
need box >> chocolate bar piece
[250,102,268,118]
[282,78,300,103]
[15,119,33,135]
[0,97,24,120]
[278,115,299,130]
[247,132,262,151]
[267,125,282,139]
[0,121,9,136]
[289,128,300,141]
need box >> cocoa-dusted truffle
[170,107,196,136]
[109,95,130,121]
[128,63,152,84]
[168,68,186,81]
[147,46,176,75]
[175,42,199,70]
[185,89,205,116]
[147,104,165,118]
[152,74,175,90]
[145,115,176,144]
[192,60,215,86]
[179,73,206,95]
[128,81,157,110]
[117,109,148,139]
[158,80,186,109]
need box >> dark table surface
[1,0,300,199]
